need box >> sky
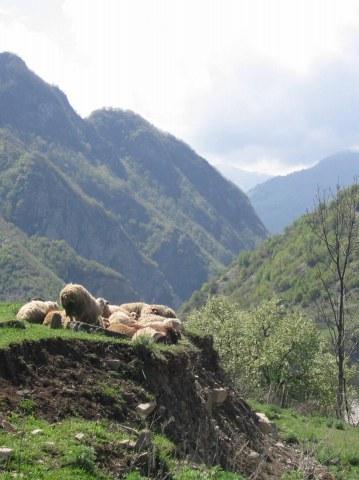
[1,0,359,176]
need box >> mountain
[0,215,136,302]
[182,185,359,316]
[0,52,266,304]
[249,152,359,233]
[214,164,272,191]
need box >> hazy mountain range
[214,164,272,191]
[249,152,359,233]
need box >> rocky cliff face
[0,52,266,305]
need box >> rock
[136,401,156,418]
[256,412,277,436]
[105,359,122,370]
[248,449,260,459]
[0,447,13,461]
[119,439,136,449]
[75,433,85,441]
[212,388,228,404]
[206,388,228,413]
[16,389,31,396]
[31,428,43,435]
[0,417,17,433]
[135,429,153,450]
[275,442,285,448]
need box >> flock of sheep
[16,283,183,344]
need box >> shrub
[187,297,338,410]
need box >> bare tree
[308,182,359,419]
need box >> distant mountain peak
[249,151,359,233]
[0,51,27,69]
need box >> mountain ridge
[0,52,266,304]
[249,152,359,233]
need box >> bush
[187,297,338,410]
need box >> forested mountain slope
[0,52,266,304]
[0,215,136,301]
[183,186,359,315]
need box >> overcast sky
[1,0,359,175]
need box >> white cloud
[1,0,359,175]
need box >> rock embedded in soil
[256,412,277,436]
[136,401,157,418]
[0,447,13,461]
[0,417,17,433]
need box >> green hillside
[183,186,359,316]
[0,52,266,305]
[0,216,136,302]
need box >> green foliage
[174,466,244,479]
[187,297,338,410]
[184,186,359,322]
[123,474,148,480]
[64,445,97,473]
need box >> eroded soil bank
[0,334,328,479]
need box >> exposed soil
[0,333,331,479]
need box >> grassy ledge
[251,401,359,480]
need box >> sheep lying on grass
[138,313,168,326]
[16,300,59,324]
[119,302,147,319]
[141,304,176,318]
[132,326,166,343]
[107,322,141,337]
[18,284,183,345]
[108,310,138,326]
[96,298,125,319]
[43,310,70,329]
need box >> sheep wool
[119,302,147,318]
[132,326,165,343]
[107,323,140,338]
[60,284,103,326]
[141,304,177,318]
[16,301,59,324]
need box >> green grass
[0,303,198,355]
[0,302,133,348]
[0,415,245,480]
[173,466,245,479]
[0,303,22,321]
[0,322,134,349]
[0,415,132,479]
[251,400,359,480]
